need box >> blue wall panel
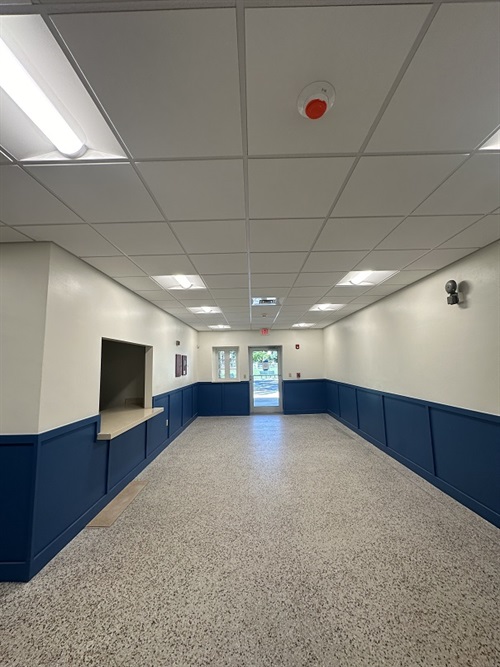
[430,408,500,514]
[197,383,223,416]
[149,394,169,455]
[328,381,500,527]
[197,382,250,416]
[192,384,199,416]
[32,419,106,554]
[384,397,434,473]
[326,381,340,417]
[3,378,499,581]
[182,385,193,424]
[357,389,386,446]
[1,384,198,581]
[223,382,250,415]
[169,390,183,435]
[283,380,326,414]
[339,385,358,427]
[0,442,36,563]
[108,423,146,491]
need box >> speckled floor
[1,415,499,667]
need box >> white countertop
[97,406,164,441]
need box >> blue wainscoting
[0,383,198,582]
[282,379,326,414]
[326,380,500,528]
[3,376,498,582]
[197,382,250,416]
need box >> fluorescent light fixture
[209,325,231,330]
[479,129,500,150]
[337,270,398,286]
[349,270,373,285]
[188,306,221,314]
[292,323,314,328]
[309,304,346,312]
[174,274,192,289]
[151,275,206,290]
[0,37,86,158]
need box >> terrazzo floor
[1,415,499,667]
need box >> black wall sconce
[445,280,459,305]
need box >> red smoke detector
[298,82,335,120]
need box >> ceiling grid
[0,0,498,330]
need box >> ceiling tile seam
[0,1,237,18]
[247,150,476,159]
[40,14,198,285]
[14,147,497,166]
[43,16,140,168]
[1,227,36,243]
[263,1,443,300]
[433,210,499,250]
[367,120,500,252]
[0,0,490,18]
[236,0,256,327]
[42,18,227,313]
[19,168,88,223]
[367,210,486,258]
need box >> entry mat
[87,480,148,527]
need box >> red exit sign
[260,328,270,336]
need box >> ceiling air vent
[252,297,279,306]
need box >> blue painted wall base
[2,378,498,581]
[0,384,198,582]
[325,380,500,529]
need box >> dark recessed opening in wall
[99,339,153,411]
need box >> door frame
[248,346,283,414]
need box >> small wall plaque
[175,354,182,377]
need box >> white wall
[38,244,198,432]
[323,242,500,416]
[0,243,51,433]
[0,243,198,434]
[197,329,324,381]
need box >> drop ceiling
[0,0,499,331]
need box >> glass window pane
[217,350,225,379]
[229,350,237,379]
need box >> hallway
[1,415,499,666]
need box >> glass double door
[249,347,282,413]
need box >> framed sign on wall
[175,354,182,377]
[182,355,188,376]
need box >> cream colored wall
[0,243,51,433]
[38,244,198,432]
[323,242,500,415]
[197,329,324,381]
[0,242,198,434]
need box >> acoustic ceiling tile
[27,164,163,223]
[248,158,353,219]
[138,160,245,221]
[333,155,464,218]
[95,222,183,255]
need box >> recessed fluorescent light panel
[309,304,346,312]
[479,129,500,150]
[0,16,124,161]
[0,37,86,158]
[252,297,280,306]
[337,270,398,286]
[152,275,206,290]
[209,325,231,330]
[188,306,221,314]
[292,323,314,328]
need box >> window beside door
[213,347,239,381]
